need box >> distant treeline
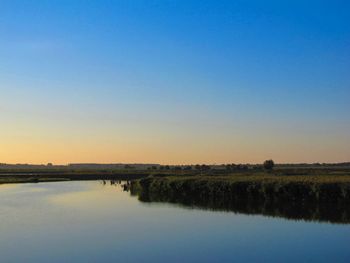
[1,162,350,171]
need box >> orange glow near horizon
[1,121,349,165]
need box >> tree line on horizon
[144,160,275,171]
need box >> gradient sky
[1,0,349,164]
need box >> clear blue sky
[1,0,349,164]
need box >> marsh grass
[131,172,350,223]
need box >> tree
[263,160,275,170]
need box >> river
[0,181,349,262]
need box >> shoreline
[130,173,350,223]
[2,169,350,223]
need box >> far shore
[1,164,350,185]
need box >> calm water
[0,181,349,263]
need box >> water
[0,181,349,263]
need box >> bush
[263,160,275,170]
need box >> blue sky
[1,0,349,164]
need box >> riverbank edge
[131,175,350,203]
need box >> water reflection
[1,181,350,263]
[130,184,350,224]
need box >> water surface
[0,181,349,262]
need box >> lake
[1,181,349,263]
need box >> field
[1,165,350,184]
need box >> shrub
[263,160,275,170]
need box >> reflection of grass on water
[130,173,350,224]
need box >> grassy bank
[134,173,350,203]
[131,172,350,223]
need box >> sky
[0,0,349,164]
